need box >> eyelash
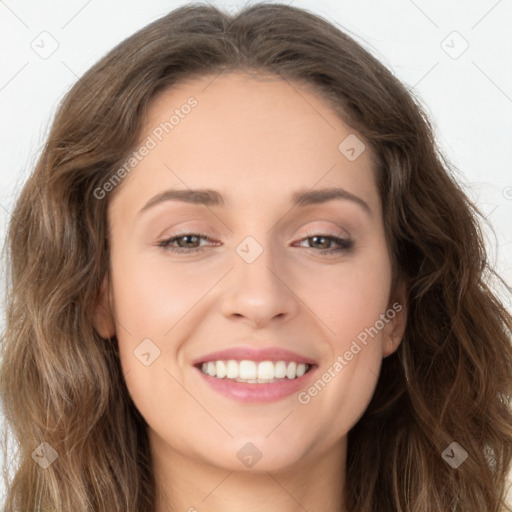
[157,231,354,256]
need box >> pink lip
[191,346,317,366]
[195,365,318,403]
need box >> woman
[1,3,511,511]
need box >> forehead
[110,71,380,217]
[144,70,364,152]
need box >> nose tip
[220,245,299,328]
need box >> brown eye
[295,233,354,255]
[158,232,217,254]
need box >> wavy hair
[1,3,511,511]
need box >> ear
[92,275,116,339]
[382,281,407,358]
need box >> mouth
[191,345,318,402]
[193,356,318,402]
[194,359,314,384]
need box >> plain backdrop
[1,0,511,504]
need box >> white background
[1,0,511,504]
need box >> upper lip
[192,346,317,366]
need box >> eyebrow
[138,186,372,216]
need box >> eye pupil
[311,235,330,249]
[179,235,199,247]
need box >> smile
[194,360,317,402]
[199,359,312,383]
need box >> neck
[151,432,347,512]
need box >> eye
[157,232,217,254]
[294,231,354,256]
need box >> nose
[220,238,300,328]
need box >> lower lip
[195,366,317,403]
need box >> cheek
[110,249,225,336]
[297,280,391,436]
[108,251,229,410]
[296,243,392,406]
[296,246,393,343]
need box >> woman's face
[94,71,406,474]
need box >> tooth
[286,362,297,379]
[207,361,217,377]
[226,360,238,379]
[216,361,227,378]
[200,359,312,381]
[296,363,306,377]
[274,361,287,378]
[239,360,257,380]
[257,361,275,380]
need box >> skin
[93,71,407,512]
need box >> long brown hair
[1,3,511,511]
